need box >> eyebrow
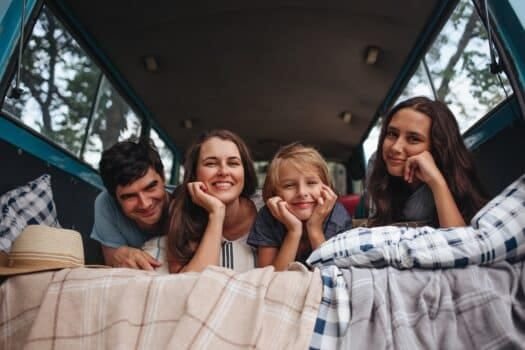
[118,180,158,199]
[406,131,426,139]
[201,156,241,161]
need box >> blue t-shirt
[90,191,159,248]
[247,201,352,262]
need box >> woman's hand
[187,181,225,216]
[404,151,446,188]
[405,151,465,227]
[266,196,302,234]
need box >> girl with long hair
[367,96,487,227]
[166,129,258,273]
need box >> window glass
[150,128,174,184]
[395,62,435,104]
[363,118,381,165]
[363,0,514,165]
[82,75,142,168]
[2,5,101,156]
[422,0,512,131]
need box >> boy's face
[275,162,323,221]
[115,167,167,231]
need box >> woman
[166,129,258,273]
[367,96,487,227]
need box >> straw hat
[0,225,91,276]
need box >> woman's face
[196,137,245,204]
[382,107,431,177]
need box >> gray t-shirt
[401,184,436,224]
[247,201,352,263]
[90,191,159,248]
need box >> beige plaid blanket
[0,264,321,349]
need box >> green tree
[4,6,132,157]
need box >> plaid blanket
[310,262,525,349]
[0,264,321,349]
[308,174,525,269]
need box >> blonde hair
[262,143,333,201]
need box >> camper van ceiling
[59,1,440,162]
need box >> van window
[364,0,514,163]
[150,127,174,184]
[1,5,143,167]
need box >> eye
[407,135,422,144]
[282,183,294,189]
[307,180,319,186]
[385,130,398,139]
[204,161,217,167]
[120,194,135,201]
[228,160,242,167]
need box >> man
[91,139,169,270]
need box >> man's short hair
[99,138,164,197]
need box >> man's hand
[102,245,161,271]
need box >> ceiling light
[180,119,193,129]
[143,55,159,72]
[364,46,380,65]
[339,111,352,124]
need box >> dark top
[247,201,352,263]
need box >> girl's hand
[187,181,225,215]
[404,151,446,188]
[306,185,337,231]
[266,196,302,234]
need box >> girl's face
[382,107,431,177]
[196,137,245,204]
[275,161,323,221]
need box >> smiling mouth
[292,202,315,209]
[212,181,234,190]
[140,207,158,217]
[387,157,405,165]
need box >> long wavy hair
[166,129,257,265]
[368,96,488,226]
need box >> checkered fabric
[308,266,350,350]
[0,174,60,252]
[307,174,525,269]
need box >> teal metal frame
[0,114,103,188]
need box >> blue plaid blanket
[307,174,525,269]
[308,174,525,348]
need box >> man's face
[115,167,167,231]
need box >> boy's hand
[267,196,302,234]
[307,185,337,230]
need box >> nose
[217,162,229,176]
[297,182,308,197]
[137,192,152,208]
[390,137,405,153]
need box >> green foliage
[4,5,133,158]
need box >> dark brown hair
[166,129,257,264]
[368,96,488,226]
[99,138,164,198]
